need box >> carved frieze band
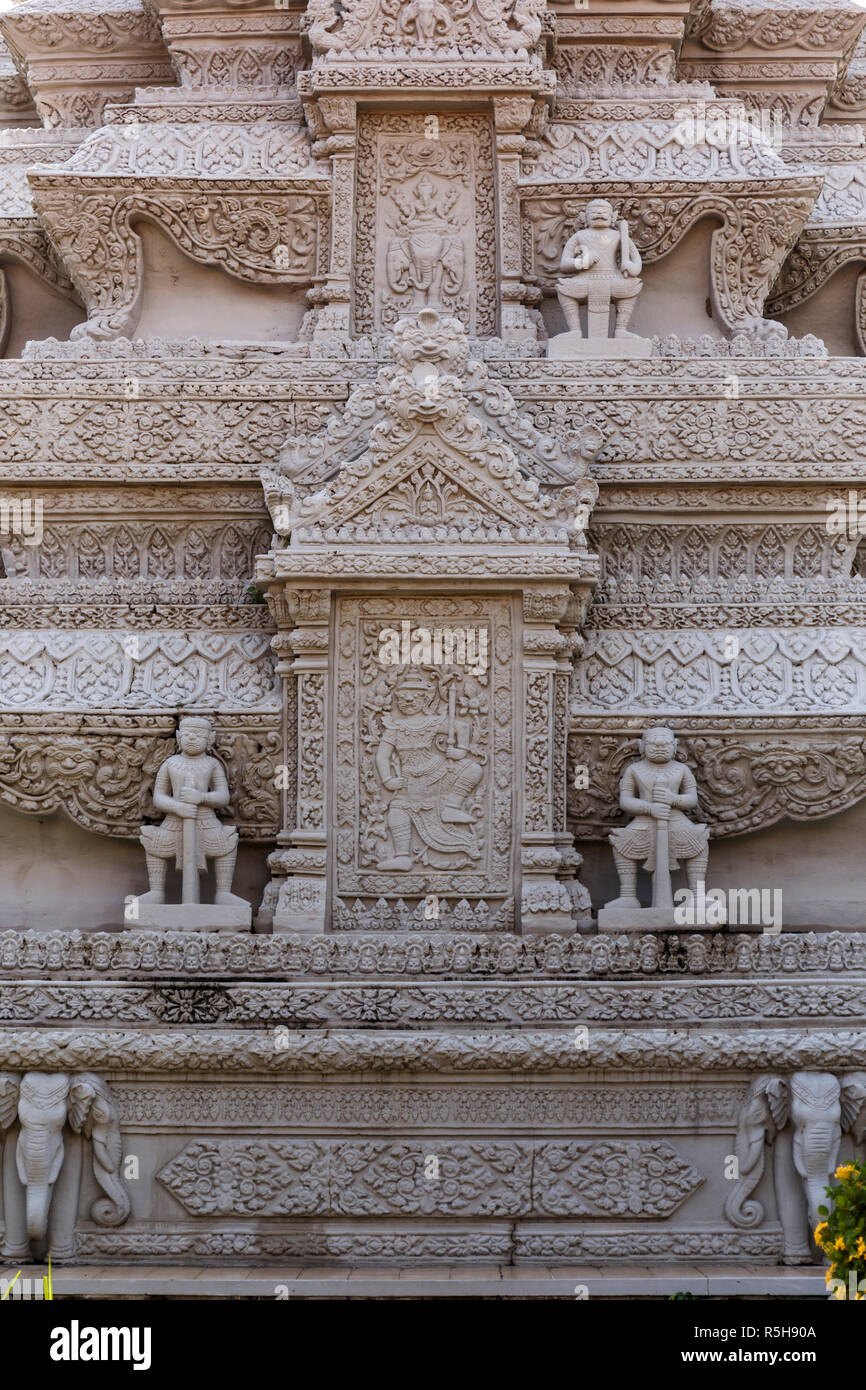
[156,1136,703,1218]
[568,731,866,840]
[0,928,860,976]
[0,978,861,1027]
[0,1026,864,1072]
[70,1228,781,1262]
[0,722,280,840]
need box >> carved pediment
[262,309,599,552]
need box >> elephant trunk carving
[16,1074,70,1242]
[790,1073,841,1231]
[0,1071,129,1261]
[725,1070,864,1265]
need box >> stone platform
[0,929,862,1277]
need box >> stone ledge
[1,1026,865,1072]
[5,1263,828,1299]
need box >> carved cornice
[300,0,548,96]
[0,0,177,128]
[684,0,866,58]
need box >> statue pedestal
[125,902,252,932]
[547,332,652,360]
[597,906,713,933]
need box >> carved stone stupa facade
[0,0,865,1288]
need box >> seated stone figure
[607,725,709,909]
[556,198,643,341]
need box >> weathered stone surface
[0,0,862,1287]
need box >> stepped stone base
[0,930,861,1281]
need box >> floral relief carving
[31,182,326,341]
[0,725,280,840]
[568,732,866,840]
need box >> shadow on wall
[0,261,85,356]
[0,802,269,931]
[131,221,309,343]
[770,260,864,358]
[576,794,866,929]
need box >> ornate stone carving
[157,1135,701,1219]
[601,726,709,926]
[305,0,545,65]
[550,198,650,358]
[31,174,327,341]
[134,714,252,930]
[0,1071,129,1262]
[0,928,863,979]
[569,731,866,841]
[353,113,496,337]
[0,723,280,842]
[724,1071,866,1265]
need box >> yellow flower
[856,1238,866,1258]
[836,1164,856,1180]
[815,1222,829,1243]
[825,1269,834,1284]
[835,1237,847,1251]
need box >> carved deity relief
[355,114,496,335]
[384,173,465,319]
[335,597,514,903]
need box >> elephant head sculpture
[725,1070,866,1265]
[0,1071,129,1262]
[16,1073,71,1244]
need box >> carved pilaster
[309,96,357,343]
[520,585,580,935]
[494,96,538,341]
[271,586,331,932]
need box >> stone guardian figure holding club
[130,714,251,930]
[604,725,709,916]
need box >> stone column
[272,586,331,932]
[520,585,578,934]
[308,96,357,345]
[494,96,539,342]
